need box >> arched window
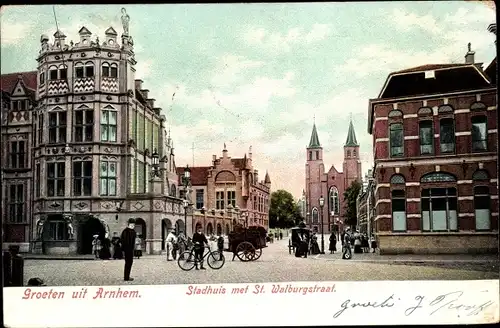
[474,186,491,231]
[438,105,454,114]
[388,110,403,117]
[84,61,94,78]
[470,102,487,111]
[420,172,458,232]
[390,175,406,231]
[102,62,110,77]
[419,120,434,155]
[58,64,67,80]
[328,186,340,216]
[110,63,118,78]
[472,170,489,181]
[440,118,455,153]
[312,207,319,224]
[75,62,84,78]
[417,107,433,116]
[346,150,351,157]
[170,184,176,197]
[49,65,58,80]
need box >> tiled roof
[176,166,211,186]
[391,64,468,75]
[485,57,497,85]
[1,71,38,93]
[308,123,321,148]
[344,119,358,147]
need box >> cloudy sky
[1,2,496,198]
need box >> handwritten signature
[332,290,495,319]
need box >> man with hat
[121,218,137,281]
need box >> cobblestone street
[23,238,499,286]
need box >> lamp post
[151,148,160,177]
[181,165,191,234]
[319,195,325,254]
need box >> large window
[328,186,340,216]
[439,118,455,153]
[136,160,145,193]
[47,162,65,197]
[137,113,145,151]
[102,63,118,78]
[196,189,204,209]
[9,140,26,169]
[391,190,407,231]
[389,123,404,157]
[471,116,488,152]
[8,184,24,223]
[47,217,68,241]
[312,207,319,224]
[48,112,67,144]
[100,161,117,196]
[227,190,236,208]
[216,191,225,210]
[101,110,117,142]
[37,113,44,144]
[421,188,458,232]
[74,108,94,142]
[75,62,95,79]
[73,161,92,196]
[419,120,433,155]
[474,186,490,231]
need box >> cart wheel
[252,247,262,261]
[177,251,196,271]
[207,251,225,270]
[236,242,255,262]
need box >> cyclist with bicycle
[192,227,209,270]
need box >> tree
[343,180,362,228]
[269,190,302,229]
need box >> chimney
[147,98,155,108]
[465,42,475,64]
[134,79,143,90]
[141,89,149,99]
[212,154,217,166]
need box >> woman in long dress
[329,233,337,254]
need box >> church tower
[305,121,325,229]
[342,118,362,187]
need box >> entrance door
[79,216,105,254]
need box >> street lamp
[181,165,191,234]
[318,195,325,254]
[151,148,160,177]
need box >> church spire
[344,118,359,147]
[308,123,321,149]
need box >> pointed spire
[308,123,321,149]
[345,118,359,147]
[264,171,271,184]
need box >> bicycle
[177,244,225,271]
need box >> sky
[1,2,496,199]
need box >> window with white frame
[73,161,92,196]
[439,118,455,153]
[9,140,26,169]
[74,106,94,142]
[47,162,65,197]
[421,188,458,232]
[328,186,340,216]
[102,62,118,78]
[100,161,117,196]
[101,108,117,142]
[48,111,67,144]
[474,186,491,231]
[471,115,488,152]
[216,191,225,210]
[8,184,25,223]
[390,174,406,231]
[419,120,434,155]
[390,123,404,157]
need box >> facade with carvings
[368,36,498,254]
[305,119,362,235]
[1,72,38,252]
[2,20,189,255]
[177,146,271,235]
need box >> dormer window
[102,63,118,78]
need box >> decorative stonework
[133,202,144,210]
[73,201,89,210]
[154,201,163,210]
[101,201,114,210]
[47,80,69,95]
[101,77,118,93]
[74,77,95,93]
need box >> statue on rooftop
[121,8,130,35]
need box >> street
[23,238,499,286]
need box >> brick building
[177,145,271,234]
[357,169,375,235]
[368,39,498,254]
[1,72,38,252]
[305,119,362,235]
[1,17,189,255]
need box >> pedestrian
[329,232,337,254]
[279,231,283,240]
[165,229,177,261]
[134,236,143,259]
[121,218,137,281]
[370,235,377,253]
[177,231,187,260]
[217,234,224,261]
[342,228,352,260]
[111,232,123,260]
[99,233,112,260]
[92,235,100,258]
[192,227,209,270]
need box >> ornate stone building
[177,145,271,234]
[368,36,498,254]
[305,119,362,235]
[2,13,188,255]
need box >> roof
[1,71,38,93]
[308,123,321,149]
[105,27,117,36]
[344,119,359,147]
[231,158,248,170]
[264,171,271,184]
[378,65,491,99]
[176,166,211,186]
[485,57,497,85]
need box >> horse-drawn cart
[228,225,267,262]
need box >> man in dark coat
[111,232,123,260]
[192,227,209,270]
[121,218,137,281]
